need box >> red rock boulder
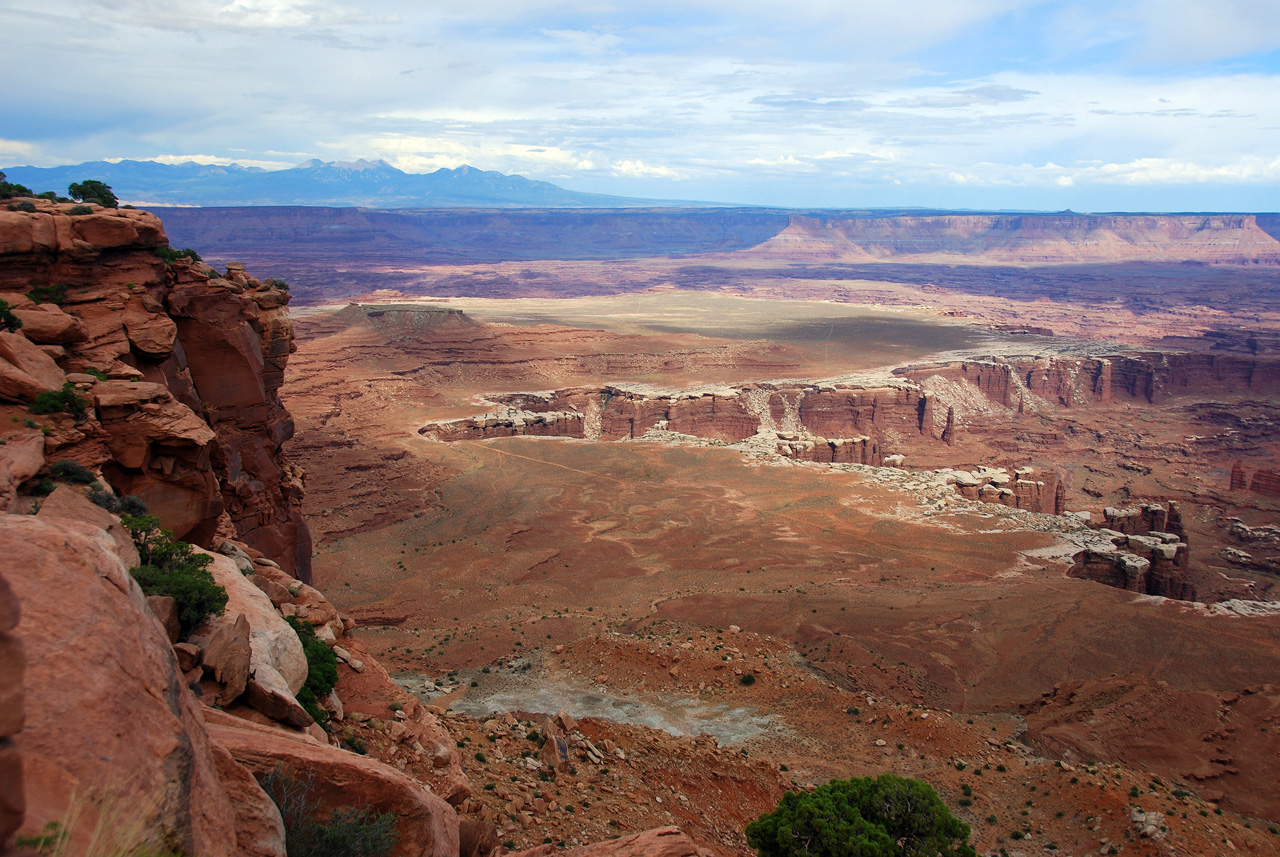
[207,709,459,857]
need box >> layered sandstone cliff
[0,199,310,578]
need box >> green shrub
[0,299,21,333]
[68,205,93,215]
[156,246,202,265]
[88,489,149,515]
[15,821,67,854]
[28,383,88,418]
[0,171,33,199]
[260,767,398,857]
[740,672,756,685]
[68,179,118,208]
[8,201,36,213]
[746,774,975,857]
[48,460,96,484]
[123,514,226,636]
[286,615,338,724]
[85,367,109,381]
[27,282,68,305]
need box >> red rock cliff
[0,200,311,580]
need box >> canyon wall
[900,352,1280,410]
[421,383,939,466]
[0,201,310,578]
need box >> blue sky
[3,0,1280,210]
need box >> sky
[3,0,1280,210]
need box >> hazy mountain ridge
[0,158,685,208]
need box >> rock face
[513,827,712,857]
[0,200,310,579]
[0,569,24,852]
[2,513,239,857]
[1068,528,1193,600]
[209,710,460,857]
[421,383,939,459]
[0,329,65,402]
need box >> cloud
[537,28,623,56]
[887,85,1040,109]
[0,139,36,163]
[84,0,386,32]
[130,153,297,170]
[611,160,678,179]
[4,0,1280,209]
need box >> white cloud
[4,0,1280,208]
[85,0,385,32]
[610,160,679,179]
[0,139,36,163]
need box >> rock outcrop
[0,199,310,579]
[0,502,467,857]
[1068,527,1193,600]
[209,710,459,857]
[0,569,23,852]
[3,514,241,857]
[421,383,939,459]
[512,827,712,857]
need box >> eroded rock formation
[0,199,309,578]
[421,383,939,461]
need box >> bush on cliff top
[746,774,975,857]
[155,245,202,265]
[0,171,33,199]
[123,514,227,637]
[68,179,118,209]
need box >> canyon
[3,200,1280,857]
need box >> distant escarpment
[0,200,310,579]
[746,213,1280,265]
[158,208,1280,283]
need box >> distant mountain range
[0,158,695,208]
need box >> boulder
[192,549,307,694]
[201,614,251,705]
[0,433,44,512]
[207,738,287,857]
[147,595,182,644]
[2,514,239,856]
[122,299,179,356]
[35,485,140,567]
[207,709,460,857]
[10,305,87,345]
[244,663,312,728]
[0,330,65,403]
